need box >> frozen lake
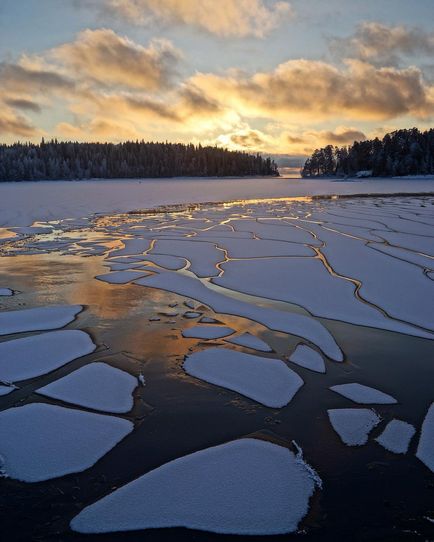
[0,190,433,540]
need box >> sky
[1,0,434,163]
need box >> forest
[301,128,434,178]
[0,140,279,181]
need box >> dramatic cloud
[93,0,293,38]
[53,29,181,90]
[330,22,434,66]
[190,59,434,120]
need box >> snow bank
[0,330,96,382]
[0,305,82,336]
[37,362,137,413]
[0,403,133,482]
[184,347,303,408]
[71,438,320,535]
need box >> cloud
[330,22,434,67]
[92,0,293,38]
[0,109,39,137]
[284,126,367,153]
[52,29,181,90]
[230,130,265,148]
[0,62,72,93]
[190,58,434,120]
[4,98,41,113]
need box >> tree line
[0,139,279,181]
[301,128,434,178]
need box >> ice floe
[328,408,381,446]
[214,257,434,339]
[416,403,434,472]
[184,348,303,408]
[109,238,151,257]
[37,362,137,413]
[0,288,13,296]
[375,420,415,454]
[0,305,82,336]
[0,385,15,396]
[330,383,397,404]
[95,270,151,284]
[0,330,96,382]
[225,332,272,352]
[212,238,314,258]
[200,317,220,324]
[183,311,202,318]
[0,403,133,482]
[289,345,325,373]
[151,239,223,277]
[182,325,235,340]
[135,271,343,361]
[71,438,320,535]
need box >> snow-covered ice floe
[375,420,415,454]
[416,403,434,472]
[37,362,137,413]
[0,385,15,396]
[0,403,133,482]
[328,408,381,446]
[184,348,303,408]
[95,270,152,284]
[225,332,272,352]
[289,345,325,373]
[0,330,96,382]
[330,383,397,404]
[135,272,343,361]
[71,438,321,535]
[0,305,82,336]
[182,325,235,340]
[0,288,13,296]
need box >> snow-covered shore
[1,176,434,227]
